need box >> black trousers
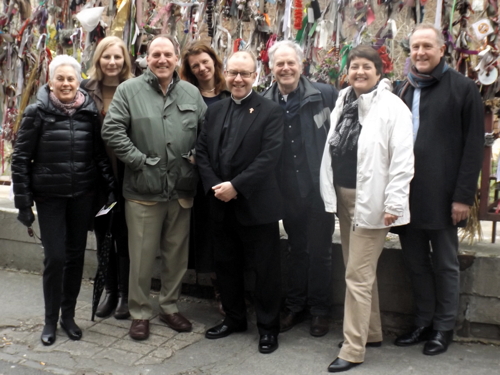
[213,208,281,336]
[399,226,459,331]
[36,195,94,325]
[282,192,334,316]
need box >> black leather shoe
[259,334,278,354]
[394,326,432,346]
[327,358,361,373]
[280,309,305,332]
[205,323,247,339]
[41,324,56,346]
[310,315,329,337]
[423,330,453,356]
[338,340,382,348]
[60,318,82,341]
[95,291,118,318]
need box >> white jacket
[319,79,414,229]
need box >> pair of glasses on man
[225,70,255,78]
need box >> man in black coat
[394,24,484,355]
[262,40,337,337]
[196,51,284,354]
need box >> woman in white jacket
[321,45,414,373]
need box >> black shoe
[280,309,305,332]
[114,293,130,320]
[338,340,382,348]
[259,334,278,354]
[310,315,329,337]
[205,323,247,339]
[41,324,56,346]
[423,330,453,356]
[60,318,82,341]
[95,291,117,318]
[394,326,432,346]
[327,358,361,373]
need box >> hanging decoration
[1,0,500,179]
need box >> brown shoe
[129,319,149,340]
[310,315,329,337]
[159,312,192,332]
[280,309,306,333]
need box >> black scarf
[329,89,361,158]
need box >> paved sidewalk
[1,269,499,375]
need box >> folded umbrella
[91,212,114,321]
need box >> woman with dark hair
[319,45,414,372]
[12,55,114,346]
[81,36,134,320]
[180,42,229,105]
[180,42,229,314]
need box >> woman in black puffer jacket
[11,55,114,346]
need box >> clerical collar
[231,90,253,105]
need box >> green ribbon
[295,16,309,43]
[339,44,352,74]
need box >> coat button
[163,115,167,119]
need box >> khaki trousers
[336,186,388,363]
[125,200,190,319]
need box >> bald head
[228,51,257,72]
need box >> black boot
[114,256,130,319]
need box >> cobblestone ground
[2,270,500,375]
[0,288,212,375]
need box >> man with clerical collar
[102,35,206,341]
[196,51,284,354]
[394,24,484,355]
[262,40,338,337]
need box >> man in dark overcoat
[196,51,284,354]
[394,24,484,355]
[262,40,338,337]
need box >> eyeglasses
[225,70,255,78]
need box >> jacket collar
[143,68,180,94]
[262,75,321,104]
[428,58,447,81]
[84,78,101,94]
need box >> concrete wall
[1,206,499,342]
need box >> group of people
[11,22,484,373]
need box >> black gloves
[17,207,35,227]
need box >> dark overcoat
[398,59,484,229]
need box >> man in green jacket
[102,35,206,341]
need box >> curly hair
[180,42,226,94]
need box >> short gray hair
[268,40,304,70]
[411,24,445,46]
[49,55,82,82]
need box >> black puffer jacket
[12,85,115,209]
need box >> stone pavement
[1,269,500,375]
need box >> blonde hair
[87,36,134,82]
